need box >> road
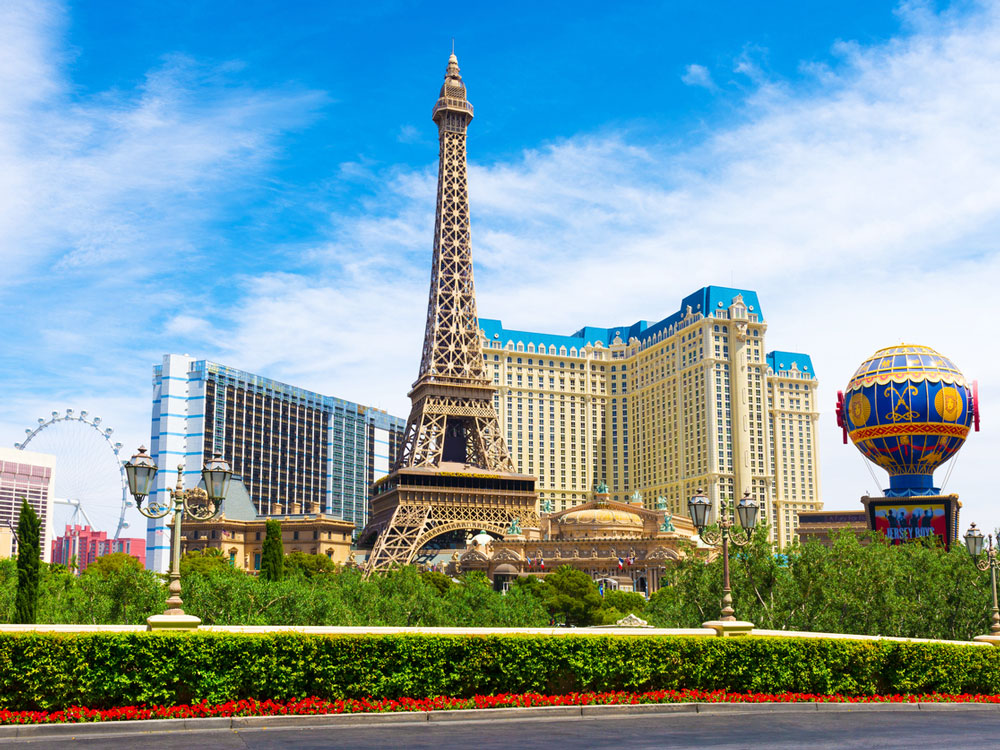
[4,707,998,749]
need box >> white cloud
[681,63,716,89]
[4,0,999,539]
[0,0,322,521]
[397,124,423,144]
[223,1,1000,532]
[0,1,322,292]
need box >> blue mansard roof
[766,351,815,377]
[479,286,765,350]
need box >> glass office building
[147,355,403,571]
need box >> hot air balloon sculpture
[836,344,980,547]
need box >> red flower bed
[3,690,999,725]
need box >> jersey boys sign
[870,502,949,548]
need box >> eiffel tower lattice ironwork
[361,53,538,575]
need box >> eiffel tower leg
[473,414,515,473]
[364,505,431,578]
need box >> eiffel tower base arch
[363,469,539,575]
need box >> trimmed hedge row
[1,633,999,711]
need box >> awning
[492,563,519,576]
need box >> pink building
[0,447,56,562]
[50,525,146,572]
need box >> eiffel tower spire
[416,51,483,385]
[395,53,513,473]
[361,53,537,575]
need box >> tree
[510,574,545,600]
[284,551,336,579]
[14,499,41,624]
[642,528,991,640]
[85,552,143,578]
[420,570,454,594]
[180,549,237,577]
[601,589,647,616]
[77,554,164,624]
[540,566,603,626]
[259,520,284,582]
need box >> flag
[618,557,624,569]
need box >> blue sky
[1,0,996,538]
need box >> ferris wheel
[15,409,133,539]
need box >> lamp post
[963,522,1000,638]
[125,446,232,629]
[688,488,759,625]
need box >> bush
[541,566,603,625]
[601,590,646,616]
[647,528,991,640]
[84,553,144,578]
[284,551,336,579]
[0,559,15,622]
[1,633,999,711]
[180,549,236,578]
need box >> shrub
[180,550,237,578]
[601,590,647,616]
[1,633,999,711]
[541,566,603,625]
[84,553,144,578]
[284,551,336,579]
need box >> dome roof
[839,344,978,495]
[559,507,643,528]
[846,344,966,390]
[470,532,495,548]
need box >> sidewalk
[2,700,998,741]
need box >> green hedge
[1,633,999,711]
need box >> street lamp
[124,446,233,628]
[688,488,759,622]
[963,522,1000,637]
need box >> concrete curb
[1,701,998,739]
[428,705,582,722]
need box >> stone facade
[455,492,704,595]
[178,480,354,572]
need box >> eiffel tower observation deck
[360,53,539,574]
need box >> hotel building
[180,478,354,571]
[0,446,56,562]
[50,525,146,571]
[480,286,821,546]
[147,354,404,571]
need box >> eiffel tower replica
[362,52,538,575]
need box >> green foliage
[2,527,990,640]
[0,559,15,622]
[541,565,603,626]
[0,556,166,627]
[595,607,624,625]
[84,553,142,578]
[180,549,237,578]
[1,632,999,711]
[647,529,991,641]
[601,590,647,616]
[420,570,454,594]
[39,560,165,626]
[284,551,336,579]
[14,499,41,624]
[260,520,284,582]
[510,574,545,600]
[177,565,549,628]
